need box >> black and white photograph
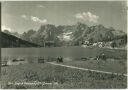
[0,0,127,89]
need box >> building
[82,41,90,46]
[104,41,113,48]
[97,42,105,48]
[93,43,98,46]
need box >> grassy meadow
[1,46,127,89]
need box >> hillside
[1,32,41,48]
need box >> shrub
[23,70,40,81]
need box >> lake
[1,46,127,59]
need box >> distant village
[81,40,126,49]
[81,41,112,48]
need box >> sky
[2,1,127,33]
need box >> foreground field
[1,62,127,89]
[1,47,127,89]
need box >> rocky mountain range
[3,22,127,47]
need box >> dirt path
[47,62,127,77]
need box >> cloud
[75,13,84,19]
[2,25,11,32]
[21,15,47,24]
[75,12,99,23]
[31,16,47,24]
[37,5,45,8]
[21,15,27,20]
